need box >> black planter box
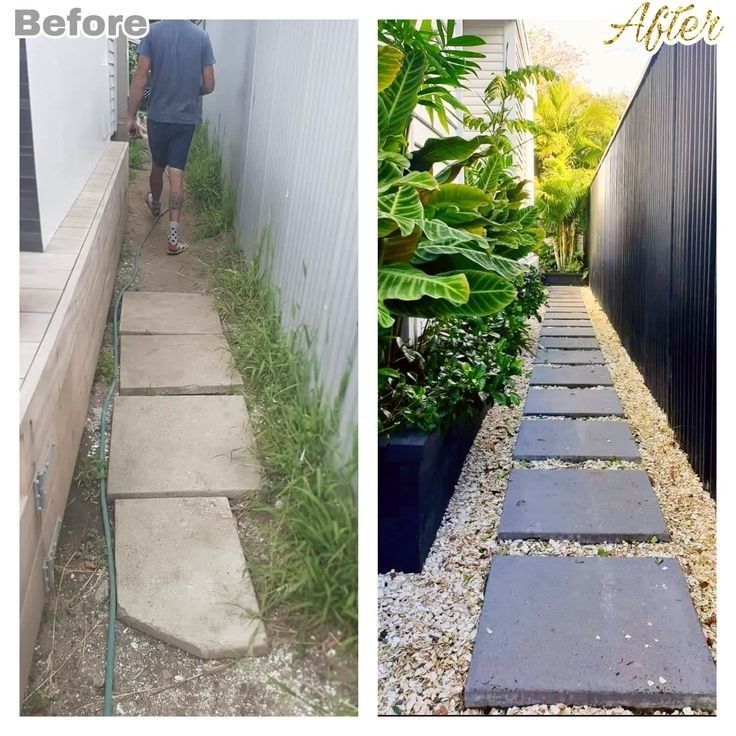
[378,406,488,573]
[542,272,588,286]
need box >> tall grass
[187,125,358,642]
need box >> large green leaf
[378,186,423,237]
[378,49,427,144]
[414,240,526,279]
[389,269,515,318]
[379,170,439,195]
[378,263,469,306]
[427,183,490,210]
[418,219,489,251]
[378,45,403,92]
[410,135,491,171]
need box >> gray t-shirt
[137,20,215,125]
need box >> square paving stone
[108,395,260,499]
[116,496,268,658]
[544,305,587,312]
[535,349,605,365]
[539,337,600,350]
[465,556,715,708]
[513,419,640,461]
[121,291,223,335]
[498,469,669,541]
[120,334,244,395]
[543,319,593,327]
[541,326,596,337]
[524,388,622,416]
[530,365,613,387]
[544,312,590,320]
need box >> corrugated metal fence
[588,41,716,497]
[202,20,358,455]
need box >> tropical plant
[378,21,553,328]
[378,268,546,434]
[534,78,624,270]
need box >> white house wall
[202,20,357,451]
[25,36,112,247]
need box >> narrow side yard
[377,287,716,716]
[23,140,357,717]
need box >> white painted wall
[26,36,112,246]
[202,20,358,452]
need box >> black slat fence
[588,41,716,497]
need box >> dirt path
[22,152,357,717]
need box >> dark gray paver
[543,319,593,327]
[530,365,613,387]
[498,469,668,541]
[513,419,640,461]
[465,556,715,708]
[524,388,622,416]
[544,313,590,320]
[544,305,587,312]
[541,326,596,337]
[539,337,599,350]
[535,349,605,365]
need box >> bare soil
[22,153,357,717]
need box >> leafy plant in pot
[377,20,550,572]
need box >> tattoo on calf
[169,192,183,211]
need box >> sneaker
[145,192,161,217]
[166,241,189,256]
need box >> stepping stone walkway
[110,291,267,657]
[467,286,715,709]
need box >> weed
[186,125,236,237]
[213,243,357,641]
[74,457,106,489]
[187,127,357,644]
[95,346,116,382]
[128,138,148,171]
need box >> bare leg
[167,167,185,252]
[149,163,165,203]
[168,167,184,222]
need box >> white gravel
[377,288,716,715]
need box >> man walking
[127,20,215,254]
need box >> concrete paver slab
[524,388,622,416]
[530,365,613,387]
[120,334,243,395]
[544,312,589,320]
[541,326,596,337]
[108,395,260,499]
[498,469,668,541]
[513,419,640,461]
[543,319,593,327]
[121,291,223,335]
[534,349,605,365]
[539,337,600,350]
[465,556,714,708]
[116,496,268,658]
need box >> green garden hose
[98,206,169,716]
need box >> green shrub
[379,268,545,434]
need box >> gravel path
[377,287,716,716]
